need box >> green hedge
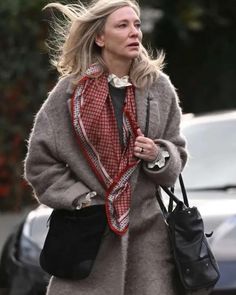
[0,0,57,210]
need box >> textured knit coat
[24,72,210,295]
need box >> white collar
[108,74,132,88]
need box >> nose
[129,24,140,37]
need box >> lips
[127,42,139,47]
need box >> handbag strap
[178,173,189,207]
[143,95,189,210]
[155,188,168,217]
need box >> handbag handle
[178,173,189,207]
[160,174,189,208]
[156,175,189,215]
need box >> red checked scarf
[71,64,140,235]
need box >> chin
[123,52,140,60]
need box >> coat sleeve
[24,108,91,209]
[142,84,188,187]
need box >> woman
[24,0,193,294]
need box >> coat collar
[66,75,76,95]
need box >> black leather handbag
[40,205,107,280]
[157,175,220,291]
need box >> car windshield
[181,117,236,190]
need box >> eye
[118,23,127,28]
[135,22,141,29]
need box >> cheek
[108,34,126,47]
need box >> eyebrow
[116,19,141,23]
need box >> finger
[133,150,145,158]
[137,128,144,137]
[134,146,144,153]
[134,144,159,161]
[135,136,152,144]
[134,151,149,161]
[134,139,144,146]
[134,146,151,158]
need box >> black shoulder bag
[144,96,220,291]
[157,176,220,291]
[40,205,107,280]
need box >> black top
[108,83,126,147]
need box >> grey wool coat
[24,72,209,295]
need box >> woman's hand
[134,128,159,162]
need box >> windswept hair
[44,0,165,89]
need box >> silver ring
[140,147,144,153]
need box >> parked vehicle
[0,110,236,294]
[0,205,52,295]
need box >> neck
[102,53,132,77]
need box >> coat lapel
[135,87,158,139]
[130,85,161,194]
[129,87,149,195]
[135,87,149,135]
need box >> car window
[181,118,236,189]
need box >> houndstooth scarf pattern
[71,64,140,235]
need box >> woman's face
[96,6,142,64]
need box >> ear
[95,34,105,47]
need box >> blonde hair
[44,0,165,89]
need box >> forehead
[106,6,140,23]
